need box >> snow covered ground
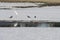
[0,3,60,22]
[0,2,42,8]
[0,27,60,40]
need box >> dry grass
[0,0,60,4]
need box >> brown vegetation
[0,0,60,4]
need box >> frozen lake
[0,3,60,40]
[0,27,60,40]
[0,6,60,22]
[0,2,60,22]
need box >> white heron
[14,11,18,15]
